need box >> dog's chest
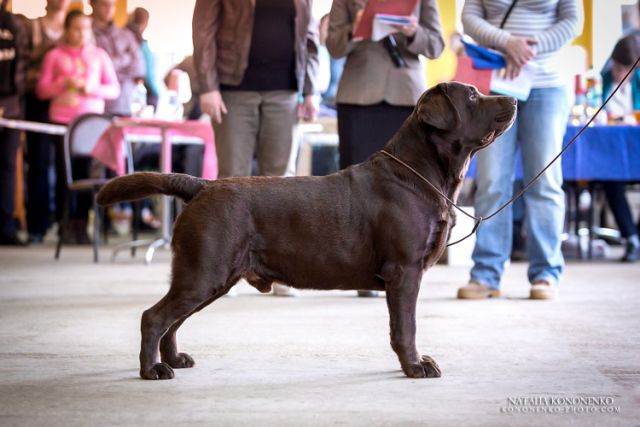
[422,210,454,267]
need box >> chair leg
[132,201,140,258]
[587,183,597,259]
[55,193,70,260]
[573,186,582,259]
[92,194,100,263]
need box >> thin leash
[381,55,640,247]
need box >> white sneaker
[272,283,298,297]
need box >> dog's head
[415,82,516,151]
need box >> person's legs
[468,117,519,289]
[337,104,356,169]
[213,91,261,178]
[518,87,568,287]
[336,103,412,297]
[253,90,299,296]
[25,95,53,241]
[0,127,24,244]
[255,90,298,176]
[602,181,636,238]
[602,181,640,261]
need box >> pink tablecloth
[92,118,218,179]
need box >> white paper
[371,14,411,42]
[490,63,538,101]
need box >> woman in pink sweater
[36,10,120,244]
[37,10,119,124]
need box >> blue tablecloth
[467,125,640,181]
[561,125,640,181]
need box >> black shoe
[621,242,640,262]
[0,233,28,246]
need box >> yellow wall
[115,0,128,26]
[427,0,458,88]
[573,0,593,67]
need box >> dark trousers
[602,181,639,238]
[337,102,413,169]
[25,94,62,235]
[0,126,21,236]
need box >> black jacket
[0,9,27,119]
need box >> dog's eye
[469,93,478,102]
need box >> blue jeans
[470,87,569,288]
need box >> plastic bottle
[166,90,183,120]
[570,74,587,126]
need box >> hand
[298,95,318,122]
[66,76,85,91]
[503,57,522,80]
[504,36,537,67]
[200,90,227,124]
[392,15,418,39]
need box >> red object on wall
[353,0,419,40]
[452,56,492,95]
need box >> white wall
[592,0,637,72]
[127,0,195,55]
[12,0,48,18]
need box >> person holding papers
[457,0,581,300]
[326,0,444,297]
[600,34,640,262]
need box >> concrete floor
[0,241,639,427]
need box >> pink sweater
[37,44,120,124]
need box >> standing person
[90,0,144,116]
[601,33,640,262]
[23,0,69,244]
[326,0,445,296]
[37,10,120,243]
[0,0,28,246]
[126,7,160,108]
[192,0,319,297]
[457,0,581,300]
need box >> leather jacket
[192,0,318,96]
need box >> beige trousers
[212,90,298,178]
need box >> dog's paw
[402,355,441,378]
[163,352,195,369]
[140,363,175,380]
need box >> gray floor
[0,241,639,427]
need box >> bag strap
[499,0,519,29]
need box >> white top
[462,0,582,88]
[605,82,633,118]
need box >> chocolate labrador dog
[97,82,516,380]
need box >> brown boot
[529,280,556,300]
[457,281,501,299]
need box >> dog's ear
[416,83,460,131]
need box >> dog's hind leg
[383,263,441,379]
[139,286,213,380]
[159,293,223,369]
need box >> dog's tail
[96,172,208,206]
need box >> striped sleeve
[533,0,582,54]
[461,0,511,49]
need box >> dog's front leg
[383,263,441,378]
